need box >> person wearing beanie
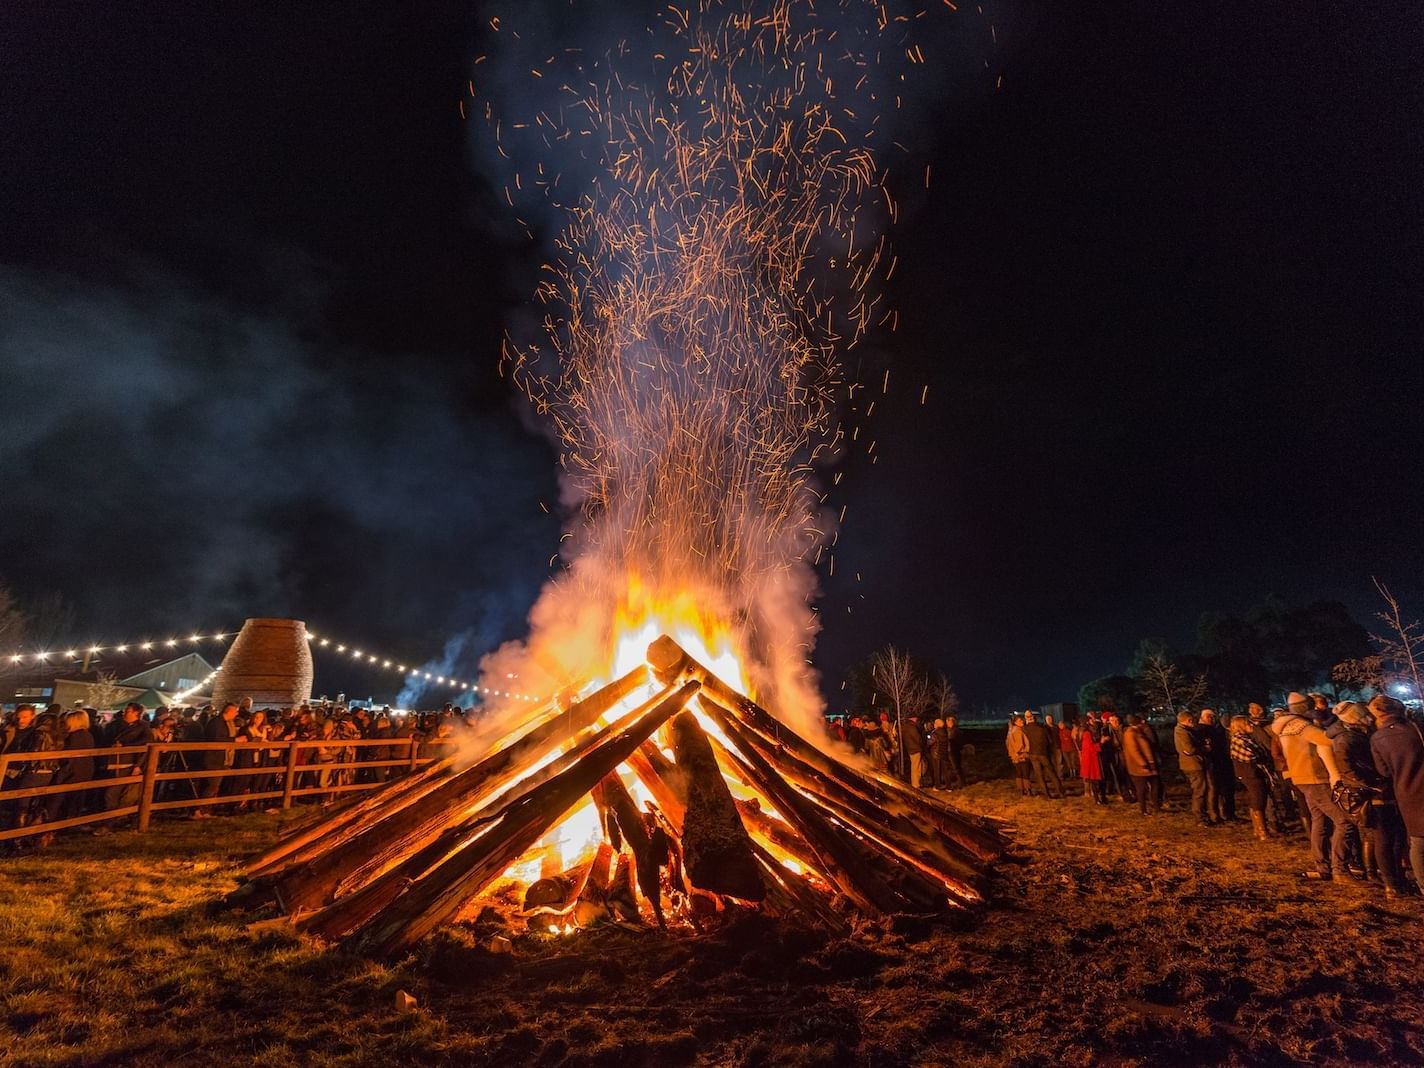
[1369,694,1424,893]
[1274,692,1345,879]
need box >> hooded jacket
[1271,712,1340,786]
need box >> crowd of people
[1002,691,1424,898]
[0,697,472,846]
[833,711,971,791]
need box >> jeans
[1298,782,1346,877]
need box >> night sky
[3,2,1420,710]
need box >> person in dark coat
[946,715,968,786]
[1328,701,1402,892]
[1369,694,1424,893]
[194,702,239,816]
[928,718,950,790]
[1,703,37,758]
[46,710,97,824]
[2,709,60,834]
[900,713,925,787]
[103,702,153,814]
[1022,711,1064,799]
[845,716,865,755]
[1199,710,1237,822]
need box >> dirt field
[2,768,1421,1067]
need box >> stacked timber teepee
[236,636,1008,957]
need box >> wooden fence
[0,737,437,843]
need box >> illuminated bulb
[66,649,78,658]
[141,642,153,650]
[166,639,177,647]
[336,645,345,652]
[10,655,21,663]
[89,646,101,654]
[189,634,201,642]
[383,660,391,668]
[116,645,127,652]
[351,649,362,657]
[36,652,50,659]
[320,639,330,646]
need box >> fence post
[137,744,162,831]
[407,736,420,775]
[280,740,301,809]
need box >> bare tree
[931,671,960,718]
[85,669,126,711]
[869,646,931,775]
[1372,578,1424,704]
[1135,651,1207,716]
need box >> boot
[1249,810,1268,842]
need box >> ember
[239,636,1007,956]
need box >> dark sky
[3,2,1420,710]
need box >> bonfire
[237,634,1006,957]
[232,2,1007,957]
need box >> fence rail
[0,737,439,843]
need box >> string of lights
[172,666,223,705]
[4,632,233,666]
[2,625,540,706]
[302,628,538,703]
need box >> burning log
[750,842,847,933]
[647,635,1005,863]
[597,771,667,925]
[522,849,599,917]
[604,851,640,924]
[574,842,617,926]
[262,666,651,914]
[668,711,764,902]
[344,680,701,957]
